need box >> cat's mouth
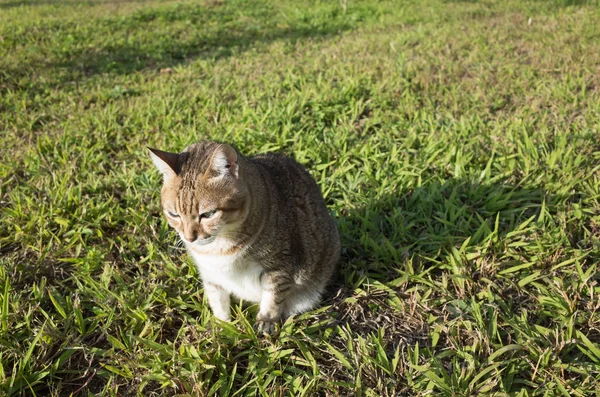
[187,235,217,246]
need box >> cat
[149,141,340,334]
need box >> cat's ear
[211,144,239,178]
[148,148,180,179]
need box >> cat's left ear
[212,144,239,178]
[148,148,180,179]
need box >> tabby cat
[149,141,340,334]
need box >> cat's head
[148,141,249,247]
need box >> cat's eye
[201,209,218,219]
[166,211,180,218]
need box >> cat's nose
[184,230,197,243]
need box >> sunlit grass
[1,0,600,395]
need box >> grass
[1,0,600,395]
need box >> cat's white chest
[188,249,263,303]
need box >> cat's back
[248,152,340,268]
[249,153,324,204]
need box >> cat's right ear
[148,148,180,180]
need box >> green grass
[1,0,600,395]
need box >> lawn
[1,0,600,395]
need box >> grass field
[1,0,600,395]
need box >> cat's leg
[204,281,231,322]
[256,271,293,334]
[283,287,322,318]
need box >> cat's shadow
[319,178,562,341]
[337,178,558,279]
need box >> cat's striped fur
[149,141,340,334]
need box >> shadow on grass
[0,0,146,9]
[338,179,555,279]
[443,0,594,5]
[1,1,354,87]
[536,0,598,7]
[319,178,559,341]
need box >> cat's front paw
[255,318,277,335]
